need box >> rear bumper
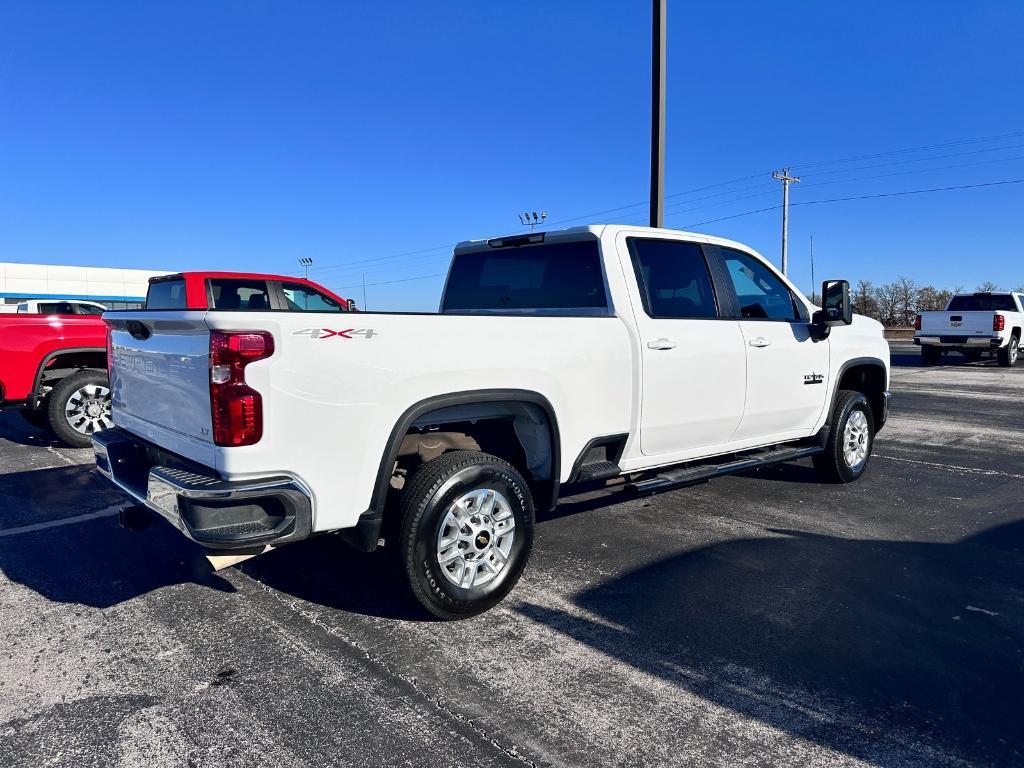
[92,427,312,550]
[914,335,1001,349]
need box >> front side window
[627,238,719,319]
[442,240,607,313]
[721,248,801,321]
[209,279,272,311]
[280,282,344,312]
[76,304,106,315]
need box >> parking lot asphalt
[1,341,1022,768]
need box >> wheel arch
[31,347,107,407]
[830,357,888,432]
[344,389,561,552]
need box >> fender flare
[30,346,107,406]
[827,356,889,430]
[344,389,561,552]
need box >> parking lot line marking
[0,503,124,538]
[875,454,1024,481]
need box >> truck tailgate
[106,312,217,467]
[919,311,993,337]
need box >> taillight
[994,314,1005,332]
[209,330,274,446]
[914,314,921,331]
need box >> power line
[332,272,448,291]
[679,177,1024,228]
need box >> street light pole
[298,257,313,279]
[649,0,666,229]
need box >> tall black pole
[650,0,666,228]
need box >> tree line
[809,280,1023,327]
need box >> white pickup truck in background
[93,225,890,618]
[915,291,1023,366]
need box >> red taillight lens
[994,314,1005,332]
[209,330,274,446]
[914,314,921,331]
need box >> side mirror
[820,279,852,326]
[346,299,357,312]
[810,279,852,340]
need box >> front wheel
[997,336,1019,367]
[46,370,113,448]
[813,390,874,483]
[399,450,535,620]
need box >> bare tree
[916,285,954,312]
[873,282,901,326]
[894,276,919,327]
[977,280,1001,292]
[852,280,878,319]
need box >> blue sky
[2,1,1023,311]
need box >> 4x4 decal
[291,328,377,340]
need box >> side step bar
[627,444,823,496]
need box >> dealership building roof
[0,261,172,305]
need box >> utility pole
[650,0,666,228]
[772,168,799,275]
[519,211,547,231]
[298,257,313,279]
[361,274,367,311]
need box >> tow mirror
[811,279,852,339]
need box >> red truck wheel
[46,370,113,448]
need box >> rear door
[107,312,216,465]
[620,234,747,457]
[714,246,829,442]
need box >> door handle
[647,338,677,350]
[748,337,771,348]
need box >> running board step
[627,445,823,496]
[575,460,622,483]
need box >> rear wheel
[399,450,534,619]
[47,370,113,448]
[920,346,941,366]
[997,336,1019,367]
[813,390,874,484]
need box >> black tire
[920,346,941,366]
[997,335,1019,367]
[46,370,112,448]
[19,406,52,432]
[399,450,535,620]
[813,390,874,484]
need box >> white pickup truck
[93,225,890,618]
[915,291,1023,367]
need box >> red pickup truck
[0,271,353,447]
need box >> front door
[716,246,830,441]
[623,236,747,457]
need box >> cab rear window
[146,279,187,309]
[947,294,1017,312]
[442,240,607,313]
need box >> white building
[0,262,173,310]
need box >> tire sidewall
[408,463,534,618]
[833,393,873,482]
[47,370,110,448]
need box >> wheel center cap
[86,403,101,417]
[475,531,491,549]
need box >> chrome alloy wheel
[64,384,113,436]
[842,409,870,470]
[1011,339,1019,365]
[436,488,516,589]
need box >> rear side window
[209,279,272,311]
[442,240,607,313]
[280,282,344,312]
[38,302,75,315]
[947,294,1017,312]
[720,248,801,321]
[76,304,106,315]
[146,279,187,310]
[627,238,719,319]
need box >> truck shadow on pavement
[517,520,1024,767]
[0,465,236,609]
